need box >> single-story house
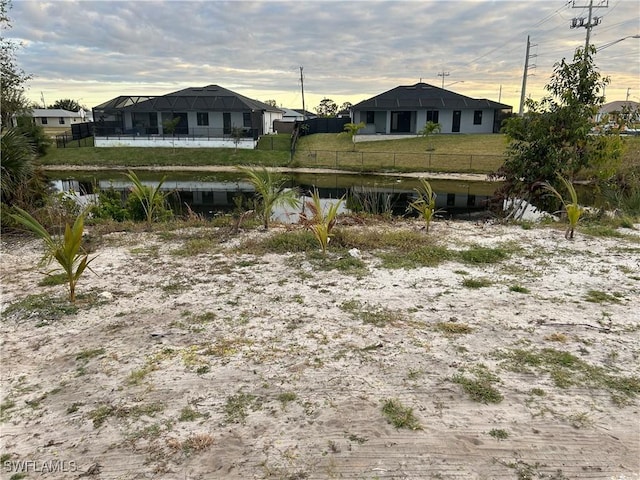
[278,108,317,122]
[351,82,512,135]
[16,108,88,136]
[595,100,640,123]
[92,85,283,148]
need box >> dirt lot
[1,219,639,479]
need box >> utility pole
[519,35,537,115]
[571,0,608,57]
[300,66,306,119]
[437,71,450,89]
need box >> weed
[530,388,546,397]
[171,237,219,256]
[89,404,114,428]
[545,333,568,343]
[435,321,473,334]
[347,434,368,444]
[488,428,509,440]
[224,392,260,424]
[179,406,205,422]
[340,300,404,327]
[67,402,82,414]
[568,411,593,429]
[585,289,622,304]
[406,368,425,380]
[462,277,492,289]
[4,293,78,325]
[182,433,214,454]
[37,272,68,286]
[381,399,422,430]
[75,348,106,362]
[379,245,453,269]
[458,245,511,264]
[277,392,297,409]
[509,285,530,294]
[497,347,640,398]
[0,399,16,421]
[127,364,156,385]
[0,453,10,463]
[452,365,503,403]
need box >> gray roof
[352,83,511,111]
[94,85,280,113]
[30,108,82,117]
[599,100,640,114]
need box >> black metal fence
[300,117,351,135]
[56,122,95,148]
[300,150,506,173]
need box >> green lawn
[38,132,640,174]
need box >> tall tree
[50,99,85,111]
[494,46,622,212]
[263,99,278,107]
[1,0,32,130]
[339,102,353,113]
[315,98,338,117]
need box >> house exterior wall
[354,108,497,134]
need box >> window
[41,117,48,125]
[473,110,482,125]
[447,193,455,206]
[366,111,375,124]
[196,112,209,126]
[467,194,476,207]
[243,112,251,128]
[426,110,439,123]
[59,117,65,124]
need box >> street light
[596,34,640,52]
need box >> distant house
[19,108,88,136]
[595,100,640,123]
[351,82,512,136]
[92,85,283,148]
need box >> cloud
[8,0,639,110]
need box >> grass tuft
[381,399,422,430]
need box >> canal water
[47,170,499,220]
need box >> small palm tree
[409,178,438,232]
[237,166,300,230]
[301,189,344,254]
[10,207,95,303]
[125,170,170,227]
[419,121,442,151]
[339,122,366,151]
[542,175,584,239]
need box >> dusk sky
[7,0,640,113]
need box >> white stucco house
[92,85,283,148]
[351,82,512,136]
[16,108,89,136]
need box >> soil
[1,219,639,480]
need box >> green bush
[91,188,128,222]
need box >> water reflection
[50,171,497,220]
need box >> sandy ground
[0,219,639,480]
